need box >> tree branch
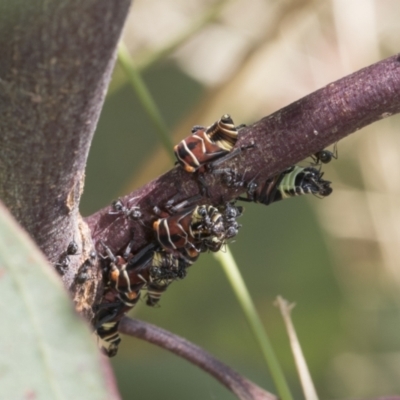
[86,53,400,258]
[0,0,131,316]
[119,317,277,400]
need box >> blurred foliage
[0,204,108,400]
[82,0,400,398]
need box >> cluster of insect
[92,114,336,357]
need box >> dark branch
[86,53,400,258]
[119,317,277,400]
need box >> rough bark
[0,1,131,317]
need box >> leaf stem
[117,42,175,162]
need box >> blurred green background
[81,1,400,398]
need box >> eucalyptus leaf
[0,203,112,400]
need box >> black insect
[55,256,70,275]
[312,143,338,165]
[67,240,79,255]
[146,251,189,307]
[55,239,80,275]
[109,198,142,221]
[75,250,97,284]
[221,202,243,240]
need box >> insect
[55,239,79,275]
[67,239,79,255]
[174,114,249,174]
[146,251,189,307]
[95,252,187,356]
[95,242,192,355]
[96,197,244,356]
[312,143,338,165]
[94,290,132,357]
[109,198,142,221]
[95,241,150,357]
[153,203,226,259]
[96,320,121,357]
[75,250,97,284]
[276,166,332,199]
[124,245,190,306]
[221,166,332,205]
[101,240,148,308]
[221,202,243,240]
[195,202,243,252]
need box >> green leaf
[0,203,112,400]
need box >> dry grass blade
[275,296,319,400]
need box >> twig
[86,53,400,258]
[119,317,277,400]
